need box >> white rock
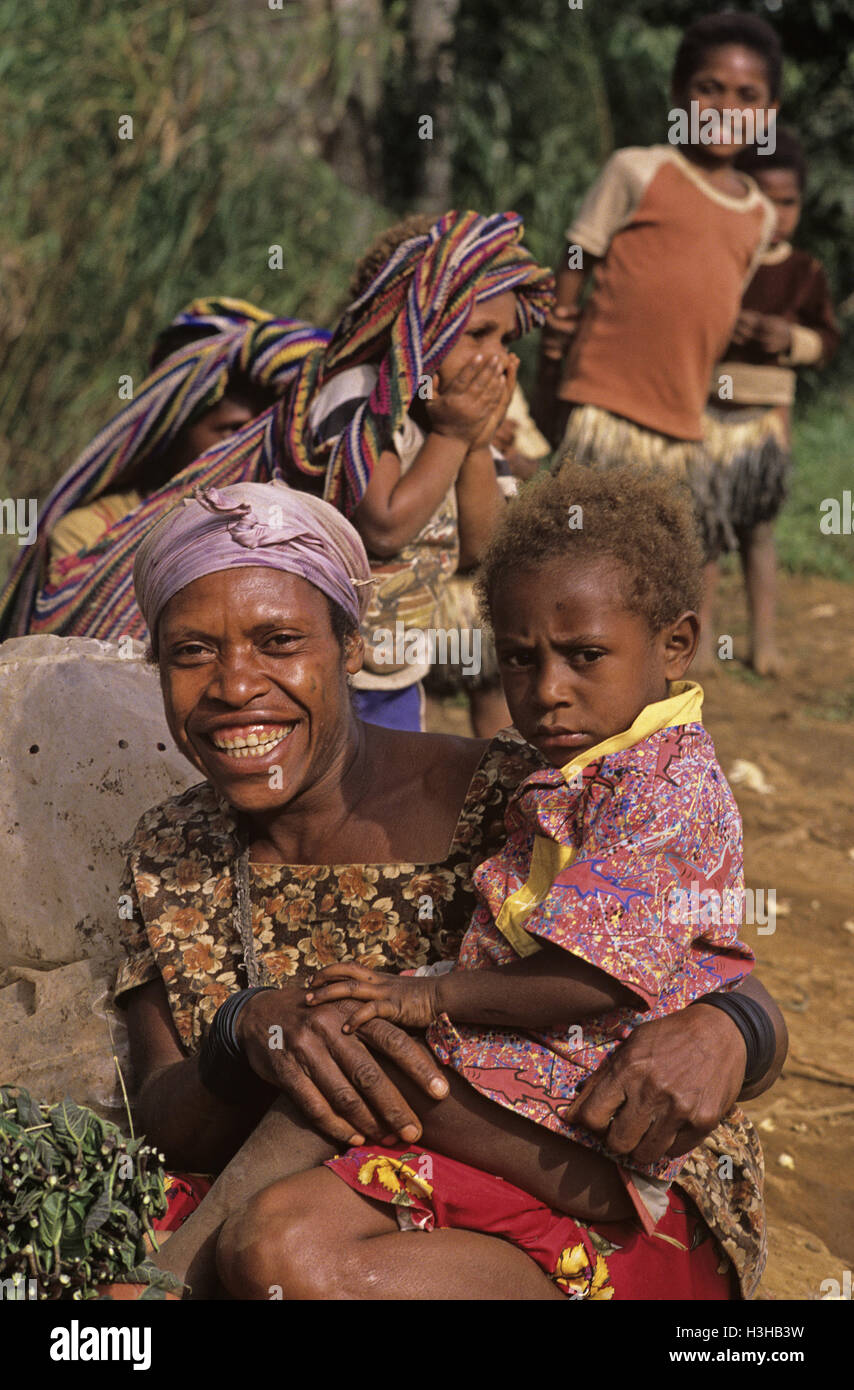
[0,634,198,967]
[728,758,775,796]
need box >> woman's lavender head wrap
[133,480,373,652]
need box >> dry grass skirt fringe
[558,403,789,559]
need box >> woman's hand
[560,1002,748,1166]
[236,983,448,1148]
[306,963,440,1031]
[426,353,511,447]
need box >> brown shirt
[559,146,775,440]
[713,242,840,406]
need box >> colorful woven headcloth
[279,209,554,515]
[0,299,331,638]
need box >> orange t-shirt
[559,146,775,440]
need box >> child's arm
[352,354,506,557]
[454,355,518,568]
[352,435,468,557]
[533,260,593,437]
[738,263,840,367]
[776,260,841,367]
[305,941,643,1033]
[541,262,591,362]
[455,446,506,569]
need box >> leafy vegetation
[0,1086,182,1299]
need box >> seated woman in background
[0,298,329,640]
[115,479,785,1300]
[48,308,281,563]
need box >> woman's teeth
[210,726,293,758]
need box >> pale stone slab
[0,634,198,968]
[0,636,199,1113]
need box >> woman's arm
[126,979,275,1173]
[728,972,788,1101]
[455,446,506,570]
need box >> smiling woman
[134,481,373,828]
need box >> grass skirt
[558,404,728,558]
[703,404,790,546]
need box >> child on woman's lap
[216,463,753,1300]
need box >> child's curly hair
[476,459,704,633]
[349,213,437,300]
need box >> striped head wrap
[0,298,330,639]
[280,209,554,513]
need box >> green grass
[776,390,854,583]
[802,684,854,723]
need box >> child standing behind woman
[700,129,840,673]
[535,11,779,557]
[305,211,553,731]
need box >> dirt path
[427,569,854,1301]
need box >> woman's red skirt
[324,1144,736,1301]
[152,1172,213,1234]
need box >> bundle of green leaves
[0,1086,183,1300]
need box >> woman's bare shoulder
[363,726,483,792]
[366,725,539,803]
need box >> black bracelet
[700,991,777,1090]
[198,986,276,1105]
